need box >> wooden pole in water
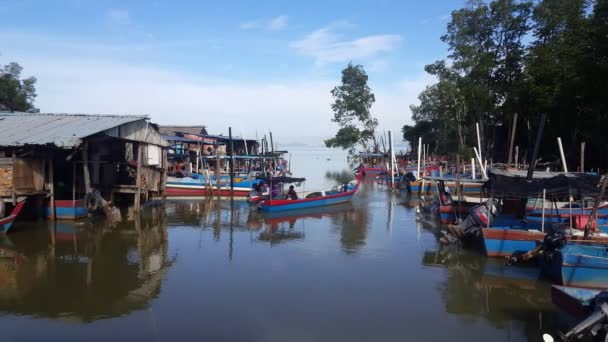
[476,122,482,162]
[416,137,422,178]
[82,141,91,193]
[557,137,568,173]
[215,147,221,195]
[72,162,76,203]
[269,131,274,154]
[135,144,142,211]
[389,130,395,190]
[229,127,235,196]
[49,154,55,221]
[515,146,519,169]
[456,154,462,205]
[471,158,475,180]
[541,189,546,233]
[580,142,586,172]
[473,147,487,179]
[508,112,518,164]
[527,113,547,181]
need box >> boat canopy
[422,176,486,184]
[487,169,603,198]
[257,176,306,183]
[358,152,386,158]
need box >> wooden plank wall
[0,158,13,197]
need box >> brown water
[0,147,568,341]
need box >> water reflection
[423,245,557,340]
[0,206,171,322]
[165,193,374,255]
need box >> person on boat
[286,185,298,200]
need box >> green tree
[325,63,379,153]
[0,62,39,112]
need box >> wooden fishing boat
[549,285,608,341]
[541,243,608,289]
[551,285,601,318]
[259,173,361,213]
[165,176,263,197]
[0,201,26,234]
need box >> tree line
[403,0,608,170]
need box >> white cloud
[107,9,130,26]
[240,15,288,31]
[1,31,430,142]
[268,15,288,31]
[289,23,401,66]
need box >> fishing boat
[0,201,26,234]
[479,169,606,258]
[165,176,263,197]
[541,243,608,289]
[355,152,388,176]
[548,285,608,341]
[258,172,361,212]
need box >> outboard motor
[547,291,608,341]
[442,199,499,245]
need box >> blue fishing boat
[259,173,361,212]
[548,285,608,341]
[542,243,608,289]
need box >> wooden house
[0,112,168,222]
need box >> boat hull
[0,201,26,234]
[482,227,543,257]
[165,176,261,197]
[46,200,88,220]
[259,192,355,212]
[542,244,608,289]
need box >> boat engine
[442,199,499,246]
[554,291,608,341]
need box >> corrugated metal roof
[0,112,148,147]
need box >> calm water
[0,146,567,341]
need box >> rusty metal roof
[0,112,149,147]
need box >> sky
[0,0,466,144]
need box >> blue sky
[0,0,465,143]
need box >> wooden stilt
[580,142,586,172]
[82,142,91,193]
[49,155,55,220]
[72,162,76,202]
[216,150,221,195]
[507,112,518,164]
[135,144,142,211]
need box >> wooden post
[456,154,462,220]
[541,189,546,233]
[557,137,568,173]
[476,122,482,161]
[507,112,518,164]
[527,113,547,181]
[135,144,142,211]
[269,131,274,153]
[215,148,221,194]
[416,137,422,178]
[162,148,168,196]
[72,162,76,203]
[515,146,519,169]
[11,151,16,206]
[82,142,91,193]
[580,142,586,172]
[229,127,235,196]
[49,155,55,220]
